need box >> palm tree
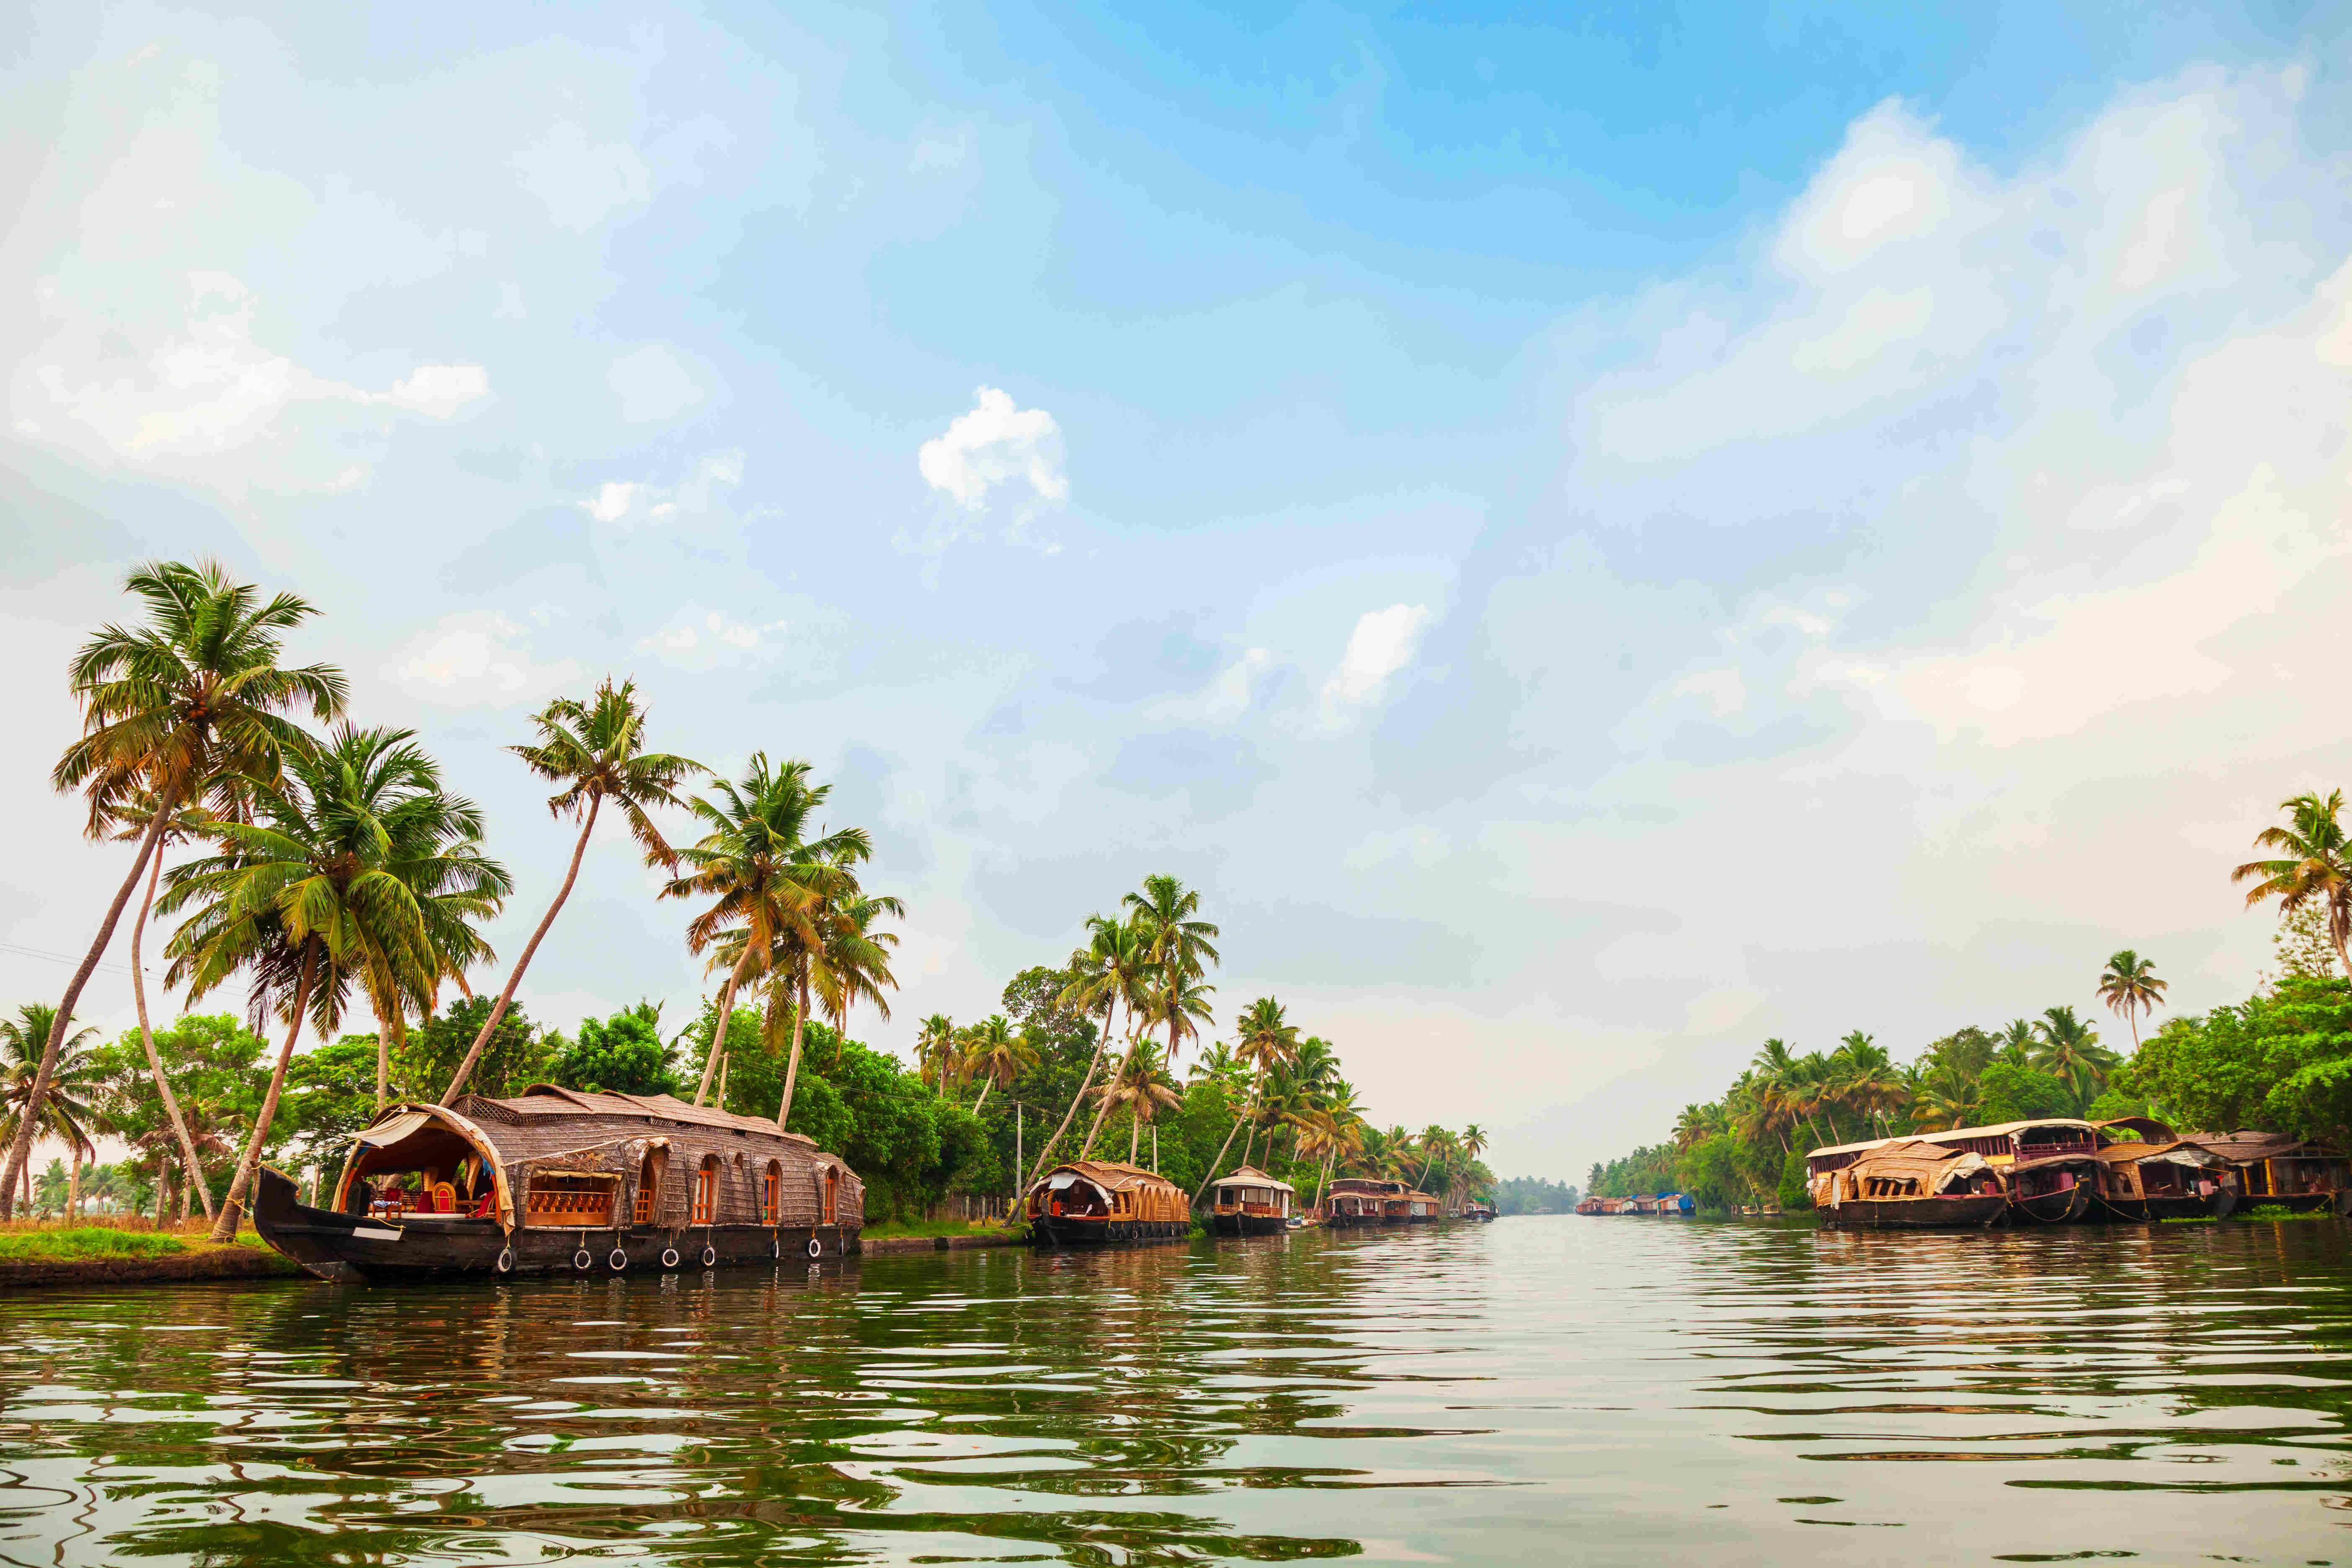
[1997,1019,2036,1066]
[1026,916,1152,1185]
[164,727,463,1240]
[959,1016,1037,1114]
[1912,1063,1980,1131]
[2235,790,2352,980]
[1460,1124,1488,1165]
[2096,950,2168,1050]
[815,887,905,1064]
[1414,1123,1456,1192]
[3,559,345,1215]
[440,679,698,1104]
[1088,967,1213,1158]
[2029,1006,2119,1114]
[0,1006,101,1213]
[1192,996,1297,1204]
[914,1014,959,1094]
[1095,1042,1184,1163]
[1122,873,1220,1068]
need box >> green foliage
[2132,977,2352,1140]
[1492,1176,1579,1214]
[1776,1147,1810,1210]
[402,996,549,1101]
[0,1227,189,1262]
[279,1033,388,1175]
[549,1001,680,1097]
[1978,1062,2076,1123]
[88,1014,269,1203]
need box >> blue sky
[5,1,2351,1179]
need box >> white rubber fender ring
[806,1235,825,1259]
[700,1245,718,1268]
[573,1248,592,1270]
[607,1248,627,1271]
[496,1247,515,1274]
[660,1247,681,1269]
[771,1236,784,1259]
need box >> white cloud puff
[1146,648,1273,724]
[1319,605,1432,726]
[387,612,582,707]
[577,451,744,531]
[918,386,1068,511]
[632,603,789,672]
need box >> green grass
[0,1227,193,1262]
[859,1217,1024,1240]
[2242,1205,2334,1222]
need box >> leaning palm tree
[1460,1124,1488,1165]
[441,680,698,1104]
[914,1014,959,1094]
[3,559,345,1215]
[1085,966,1212,1158]
[0,1005,101,1213]
[1025,916,1152,1186]
[2096,950,2168,1050]
[661,756,853,1107]
[815,887,905,1065]
[1192,996,1297,1205]
[1095,1042,1184,1163]
[2235,790,2352,980]
[1122,874,1220,1068]
[1414,1123,1456,1192]
[959,1016,1037,1114]
[164,728,456,1240]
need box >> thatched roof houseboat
[1328,1177,1408,1227]
[252,1087,864,1283]
[1207,1166,1295,1236]
[1024,1160,1189,1246]
[1814,1139,2007,1229]
[2187,1132,2352,1215]
[1808,1119,2102,1225]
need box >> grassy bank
[861,1217,1026,1241]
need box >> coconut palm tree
[1026,916,1152,1185]
[1095,1042,1184,1163]
[914,1014,959,1094]
[2096,950,2168,1050]
[1414,1123,1456,1192]
[1122,873,1220,1067]
[815,887,905,1065]
[1460,1124,1488,1165]
[163,727,467,1240]
[440,679,698,1104]
[2235,790,2352,980]
[1913,1064,1980,1131]
[959,1016,1037,1114]
[0,1005,101,1213]
[2030,1006,2117,1114]
[1088,967,1213,1158]
[1192,996,1297,1204]
[3,559,346,1215]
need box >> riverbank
[0,1227,302,1289]
[857,1219,1028,1253]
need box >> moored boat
[2088,1119,2238,1222]
[1813,1139,2008,1230]
[252,1087,864,1284]
[1460,1199,1497,1222]
[2188,1132,2352,1216]
[1809,1117,2104,1225]
[1328,1177,1408,1227]
[1207,1166,1295,1235]
[1024,1159,1190,1245]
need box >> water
[6,1217,2352,1565]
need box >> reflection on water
[6,1218,2352,1565]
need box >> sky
[4,1,2352,1184]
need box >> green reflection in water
[6,1219,2352,1565]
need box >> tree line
[0,559,1513,1230]
[1588,789,2352,1210]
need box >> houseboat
[1574,1194,1607,1215]
[1460,1199,1497,1222]
[1652,1191,1697,1216]
[1807,1118,2103,1225]
[1814,1139,2008,1230]
[1024,1159,1190,1245]
[2088,1118,2237,1222]
[1207,1166,1295,1235]
[251,1086,863,1284]
[2188,1132,2352,1215]
[1402,1189,1442,1223]
[1328,1177,1408,1227]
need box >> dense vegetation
[1,558,1531,1228]
[1586,800,2352,1212]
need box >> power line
[0,941,152,979]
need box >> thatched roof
[1847,1138,1991,1194]
[1034,1159,1184,1196]
[1211,1165,1295,1195]
[2095,1138,2223,1169]
[1328,1177,1407,1195]
[499,1084,817,1143]
[2188,1132,2346,1163]
[2097,1116,2179,1143]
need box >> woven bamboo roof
[2187,1132,2345,1163]
[2097,1116,2179,1143]
[1211,1165,1295,1194]
[1808,1118,2099,1161]
[1847,1139,1991,1193]
[2094,1138,2221,1167]
[490,1084,819,1145]
[1036,1159,1184,1195]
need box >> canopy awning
[356,1111,432,1148]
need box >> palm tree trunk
[776,969,813,1132]
[971,1078,991,1114]
[715,1051,729,1110]
[695,944,756,1106]
[1191,1080,1259,1207]
[1130,1114,1141,1163]
[0,769,182,1215]
[1079,1017,1141,1159]
[441,794,602,1105]
[1025,1000,1117,1188]
[68,1145,82,1220]
[131,842,215,1221]
[210,939,319,1242]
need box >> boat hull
[1820,1194,2009,1230]
[1210,1212,1289,1236]
[1326,1212,1384,1229]
[2008,1181,2095,1225]
[2094,1186,2238,1223]
[2237,1189,2352,1217]
[1027,1214,1191,1246]
[253,1167,856,1283]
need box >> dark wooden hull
[2094,1186,2237,1223]
[1027,1213,1191,1247]
[2237,1189,2352,1217]
[1326,1211,1383,1228]
[253,1167,856,1283]
[1210,1212,1288,1236]
[1820,1194,2009,1230]
[2008,1181,2095,1225]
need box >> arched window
[633,1148,667,1225]
[692,1155,719,1225]
[821,1164,839,1225]
[762,1161,782,1224]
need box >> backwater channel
[8,1216,2352,1565]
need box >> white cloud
[1146,648,1272,724]
[576,451,744,531]
[511,121,652,231]
[387,613,583,707]
[607,344,705,424]
[1319,605,1432,725]
[632,603,789,672]
[387,364,492,417]
[918,386,1068,511]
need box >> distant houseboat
[2189,1132,2352,1215]
[1809,1118,2103,1225]
[1814,1138,2009,1230]
[252,1087,863,1283]
[1328,1177,1408,1227]
[1024,1160,1190,1245]
[2089,1118,2237,1222]
[1207,1166,1294,1235]
[1460,1199,1497,1222]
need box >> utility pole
[1151,1125,1159,1173]
[1015,1102,1023,1200]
